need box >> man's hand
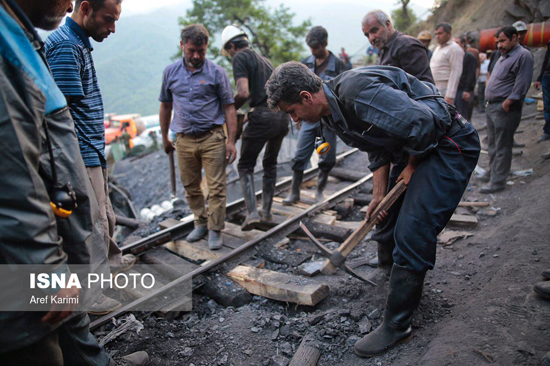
[534,81,541,90]
[226,141,237,164]
[163,137,175,154]
[397,156,419,186]
[365,195,388,223]
[462,91,471,102]
[502,99,514,113]
[41,286,80,325]
[445,97,455,105]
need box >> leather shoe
[88,294,122,315]
[480,184,505,194]
[542,269,550,280]
[116,351,149,365]
[186,226,207,242]
[476,173,490,183]
[538,133,550,143]
[111,254,137,274]
[513,140,525,148]
[208,230,223,250]
[534,281,550,300]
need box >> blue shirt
[45,17,106,168]
[159,58,234,135]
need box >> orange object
[479,22,550,52]
[105,114,145,145]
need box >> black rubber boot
[315,170,329,202]
[367,242,395,283]
[355,264,425,358]
[240,174,261,231]
[282,170,303,206]
[261,177,276,221]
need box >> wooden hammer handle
[320,180,407,275]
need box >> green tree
[391,4,418,32]
[177,0,311,66]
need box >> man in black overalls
[266,62,480,358]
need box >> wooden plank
[222,222,264,241]
[458,201,491,207]
[274,237,290,249]
[141,247,198,280]
[158,218,181,230]
[272,202,304,217]
[449,214,478,227]
[289,335,321,366]
[333,220,362,231]
[164,239,231,262]
[226,266,330,306]
[312,213,336,226]
[300,190,316,199]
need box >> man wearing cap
[283,26,347,206]
[221,25,289,230]
[159,24,237,249]
[362,10,433,83]
[482,26,533,193]
[418,30,433,60]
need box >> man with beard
[45,0,138,315]
[0,0,147,364]
[362,9,433,83]
[159,24,237,250]
[265,62,480,358]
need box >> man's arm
[366,164,390,222]
[463,54,478,102]
[223,104,237,164]
[503,52,534,112]
[233,78,250,110]
[159,102,174,154]
[445,45,464,104]
[535,44,550,89]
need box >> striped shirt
[45,17,106,168]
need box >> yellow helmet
[417,30,432,41]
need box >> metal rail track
[91,148,368,330]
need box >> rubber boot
[240,173,261,231]
[315,170,329,202]
[261,177,276,221]
[283,170,303,206]
[367,242,394,283]
[355,264,425,358]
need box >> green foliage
[177,0,311,67]
[391,6,418,32]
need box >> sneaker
[116,351,149,366]
[88,294,122,315]
[537,133,550,143]
[186,226,207,242]
[208,230,223,250]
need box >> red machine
[479,22,550,52]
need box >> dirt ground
[99,99,550,366]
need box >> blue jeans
[292,121,337,172]
[542,73,550,135]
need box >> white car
[132,126,162,153]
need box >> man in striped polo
[45,0,137,315]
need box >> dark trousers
[373,123,480,273]
[1,312,112,366]
[291,121,337,172]
[542,73,550,135]
[455,89,473,121]
[485,102,522,186]
[238,108,289,179]
[477,81,486,112]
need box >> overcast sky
[122,0,435,17]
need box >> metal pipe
[479,22,550,52]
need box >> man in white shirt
[478,52,489,112]
[430,22,464,105]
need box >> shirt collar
[65,17,93,50]
[182,57,207,74]
[502,44,520,58]
[323,84,345,124]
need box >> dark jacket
[302,51,348,81]
[323,66,453,171]
[457,52,478,92]
[0,1,105,351]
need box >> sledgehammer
[302,180,407,279]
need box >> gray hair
[181,24,209,45]
[362,10,392,26]
[265,62,323,109]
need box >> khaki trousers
[176,127,226,231]
[86,167,122,266]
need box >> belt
[178,125,222,138]
[486,98,506,104]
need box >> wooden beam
[140,247,198,280]
[164,239,232,262]
[158,218,181,230]
[226,266,329,306]
[449,214,478,227]
[289,335,321,366]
